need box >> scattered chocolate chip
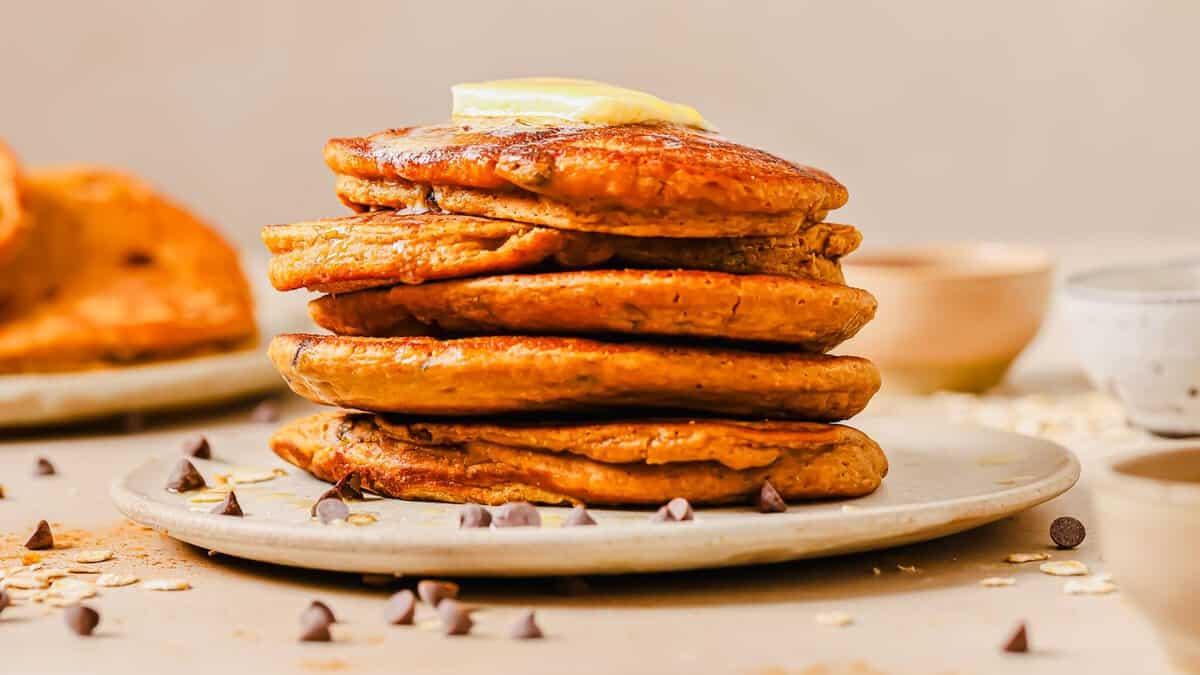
[417,580,459,608]
[1050,516,1086,549]
[315,498,349,523]
[564,505,596,526]
[165,458,206,492]
[494,501,541,527]
[0,484,5,499]
[122,411,146,433]
[34,457,56,476]
[64,604,100,636]
[458,503,492,528]
[384,589,416,625]
[510,609,543,639]
[0,589,9,614]
[299,620,332,642]
[181,435,211,459]
[302,600,336,626]
[651,497,694,523]
[550,576,590,596]
[250,400,280,423]
[333,472,363,500]
[211,491,243,516]
[757,481,788,513]
[1003,622,1029,653]
[309,488,341,517]
[25,520,54,550]
[123,250,154,267]
[438,599,473,636]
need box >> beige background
[3,1,1197,259]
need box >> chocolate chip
[333,472,363,500]
[250,400,280,423]
[0,484,5,499]
[181,435,211,459]
[458,503,492,528]
[211,491,243,516]
[299,620,332,642]
[651,497,694,523]
[1003,622,1029,653]
[494,501,541,527]
[309,489,341,517]
[315,498,349,523]
[549,576,590,596]
[122,411,146,433]
[563,504,596,526]
[1050,516,1086,549]
[34,457,56,476]
[757,481,788,513]
[25,520,54,550]
[384,589,416,625]
[165,458,206,492]
[302,600,336,626]
[417,580,459,607]
[123,250,154,267]
[509,609,543,639]
[64,604,100,636]
[0,589,10,614]
[438,599,473,636]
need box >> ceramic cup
[1094,446,1200,671]
[1063,260,1200,437]
[840,242,1053,394]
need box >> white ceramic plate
[0,270,309,427]
[109,416,1079,577]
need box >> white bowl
[1094,446,1200,671]
[1063,260,1200,436]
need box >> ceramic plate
[109,416,1079,577]
[0,272,309,427]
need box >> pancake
[0,142,52,319]
[271,411,888,506]
[337,177,813,238]
[0,141,26,267]
[325,120,847,237]
[269,334,881,420]
[0,167,256,373]
[264,211,859,293]
[308,270,876,351]
[375,414,878,471]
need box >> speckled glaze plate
[0,274,309,427]
[109,416,1079,577]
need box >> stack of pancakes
[265,119,887,506]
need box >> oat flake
[1005,552,1050,564]
[980,577,1016,587]
[143,578,191,591]
[1040,560,1089,576]
[96,573,139,587]
[815,611,854,627]
[74,549,114,564]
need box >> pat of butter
[451,77,716,131]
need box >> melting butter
[451,77,715,130]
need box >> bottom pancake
[271,411,888,506]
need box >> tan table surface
[3,239,1196,675]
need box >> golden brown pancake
[0,141,26,268]
[338,177,813,238]
[308,270,876,352]
[375,414,878,471]
[0,167,257,373]
[271,411,888,506]
[325,120,847,237]
[264,211,858,293]
[269,334,881,420]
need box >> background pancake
[0,167,256,373]
[308,270,877,351]
[269,334,881,420]
[272,411,889,506]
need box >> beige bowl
[1094,446,1200,672]
[841,242,1053,393]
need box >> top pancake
[325,120,847,237]
[0,167,257,373]
[0,141,26,268]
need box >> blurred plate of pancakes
[0,142,308,427]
